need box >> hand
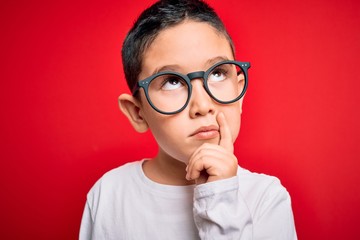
[185,112,238,185]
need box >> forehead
[140,21,234,78]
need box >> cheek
[145,115,191,159]
[156,130,192,163]
[223,107,242,142]
[229,115,241,142]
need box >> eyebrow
[151,56,231,75]
[152,64,181,75]
[204,56,230,66]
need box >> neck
[142,149,195,186]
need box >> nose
[189,79,215,118]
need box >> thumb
[217,112,234,152]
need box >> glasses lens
[206,63,245,102]
[148,74,189,113]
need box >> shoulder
[98,160,140,184]
[237,166,292,212]
[237,166,286,192]
[101,160,141,181]
[86,160,143,202]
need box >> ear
[237,73,245,114]
[118,94,149,133]
[238,94,245,114]
[237,71,245,83]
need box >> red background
[1,0,359,239]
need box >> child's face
[138,21,243,163]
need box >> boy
[80,0,297,239]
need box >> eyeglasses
[132,60,250,115]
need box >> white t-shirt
[79,160,297,239]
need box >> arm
[193,176,297,240]
[252,179,297,240]
[79,201,93,240]
[193,176,252,239]
[187,113,297,239]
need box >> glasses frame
[132,60,251,115]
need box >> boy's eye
[160,76,186,90]
[208,68,227,82]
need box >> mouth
[189,125,219,140]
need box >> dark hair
[121,0,235,93]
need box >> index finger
[217,112,234,152]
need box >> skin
[119,20,244,186]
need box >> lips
[190,125,219,140]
